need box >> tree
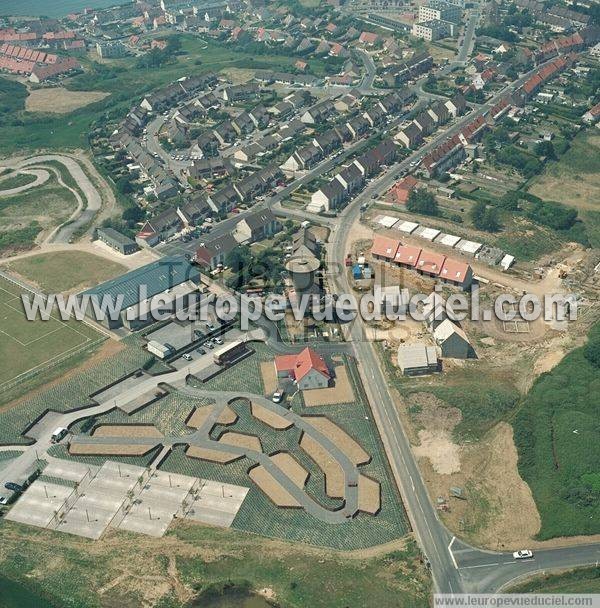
[499,191,521,211]
[122,206,144,225]
[470,200,501,232]
[584,334,600,368]
[115,175,134,195]
[406,189,439,216]
[534,140,556,160]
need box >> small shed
[397,344,439,376]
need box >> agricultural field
[3,251,127,294]
[0,275,102,390]
[0,520,430,608]
[513,322,600,540]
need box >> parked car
[272,391,284,404]
[205,341,214,349]
[182,353,193,361]
[513,550,533,560]
[4,482,23,493]
[196,347,206,355]
[214,337,223,345]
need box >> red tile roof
[371,235,401,260]
[394,245,422,267]
[275,347,330,382]
[439,258,471,284]
[416,251,446,275]
[388,176,419,204]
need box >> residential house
[233,208,281,243]
[274,347,330,390]
[387,176,420,205]
[433,319,472,358]
[309,179,347,212]
[334,163,364,194]
[395,122,424,148]
[194,233,239,269]
[280,143,322,172]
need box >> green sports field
[0,276,103,388]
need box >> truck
[51,427,68,444]
[147,340,173,359]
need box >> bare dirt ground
[249,465,301,508]
[26,88,109,114]
[217,405,238,425]
[186,405,213,429]
[260,361,278,394]
[93,425,162,438]
[185,445,239,464]
[218,431,262,452]
[302,365,355,406]
[358,474,381,515]
[300,433,345,498]
[418,422,541,551]
[271,452,309,488]
[251,402,293,430]
[69,443,157,456]
[220,68,255,84]
[303,417,370,465]
[413,430,461,475]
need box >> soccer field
[0,276,103,387]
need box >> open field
[0,171,37,191]
[25,88,109,114]
[0,275,102,388]
[3,251,127,293]
[509,567,600,594]
[0,520,430,608]
[0,174,78,253]
[528,132,600,212]
[93,425,163,438]
[68,443,157,456]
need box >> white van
[51,427,68,444]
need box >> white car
[272,391,284,404]
[214,337,223,345]
[182,353,193,361]
[513,550,533,560]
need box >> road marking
[459,563,501,570]
[448,537,458,570]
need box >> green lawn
[0,172,38,191]
[3,251,127,294]
[0,276,102,388]
[510,566,600,594]
[513,322,600,539]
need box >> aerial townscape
[0,0,598,606]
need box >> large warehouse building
[79,256,202,330]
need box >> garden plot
[251,402,294,429]
[186,445,241,464]
[218,431,262,452]
[300,433,345,499]
[358,475,381,515]
[303,417,370,465]
[93,425,163,438]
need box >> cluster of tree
[136,36,181,69]
[225,245,285,291]
[584,327,600,368]
[526,199,578,231]
[534,140,556,159]
[495,145,542,178]
[406,189,439,216]
[476,25,518,43]
[470,199,501,232]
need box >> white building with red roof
[274,347,330,390]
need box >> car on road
[196,347,206,355]
[4,482,23,493]
[512,550,533,560]
[214,337,223,345]
[205,341,214,349]
[272,391,284,404]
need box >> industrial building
[96,227,139,255]
[79,256,202,330]
[397,344,439,376]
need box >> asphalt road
[323,57,600,593]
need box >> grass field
[0,276,102,389]
[0,172,38,191]
[513,322,600,539]
[510,566,600,594]
[3,251,127,294]
[0,520,429,608]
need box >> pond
[0,575,56,608]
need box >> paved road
[457,3,481,65]
[323,55,600,593]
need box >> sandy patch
[93,425,162,438]
[220,68,256,84]
[249,466,301,508]
[300,433,345,498]
[358,474,381,515]
[271,452,309,487]
[260,361,278,395]
[533,348,565,375]
[303,416,370,465]
[69,444,157,456]
[302,365,355,406]
[186,405,213,430]
[419,423,541,550]
[217,405,238,425]
[251,402,293,430]
[26,88,110,114]
[218,431,262,452]
[413,429,461,475]
[185,445,240,464]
